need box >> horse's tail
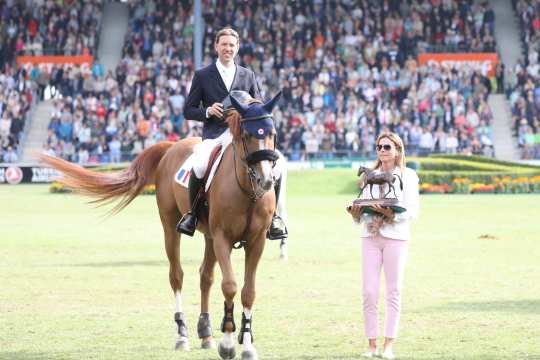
[39,141,175,214]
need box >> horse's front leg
[213,231,238,360]
[198,234,217,349]
[239,234,266,360]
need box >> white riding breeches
[192,130,233,179]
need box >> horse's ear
[229,94,249,116]
[263,91,282,113]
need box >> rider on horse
[176,27,287,240]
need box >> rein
[229,113,279,250]
[231,141,267,250]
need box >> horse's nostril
[263,179,272,190]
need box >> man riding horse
[177,27,287,240]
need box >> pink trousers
[362,234,408,339]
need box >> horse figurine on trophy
[348,166,406,215]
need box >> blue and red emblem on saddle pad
[176,168,191,186]
[174,143,230,191]
[174,155,194,187]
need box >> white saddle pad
[174,154,195,188]
[174,140,232,192]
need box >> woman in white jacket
[347,132,419,359]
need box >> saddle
[203,145,223,190]
[198,144,223,215]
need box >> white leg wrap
[222,331,235,347]
[175,290,182,313]
[242,308,254,349]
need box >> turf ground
[1,169,539,360]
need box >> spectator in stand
[3,145,18,163]
[0,65,33,156]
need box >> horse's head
[226,91,281,194]
[357,166,372,178]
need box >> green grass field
[1,169,539,360]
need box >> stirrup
[176,211,197,236]
[267,215,288,240]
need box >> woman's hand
[370,204,395,220]
[347,204,363,221]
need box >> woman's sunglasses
[376,144,393,151]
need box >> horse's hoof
[201,338,216,349]
[241,349,258,360]
[175,337,190,351]
[218,343,236,359]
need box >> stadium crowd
[206,0,496,160]
[0,65,33,163]
[511,0,540,159]
[0,0,103,59]
[0,0,104,162]
[2,0,503,163]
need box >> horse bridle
[233,114,279,200]
[231,114,279,249]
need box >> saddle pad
[174,154,195,188]
[205,137,232,192]
[173,134,233,191]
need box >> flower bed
[470,184,497,194]
[419,175,540,194]
[420,183,453,194]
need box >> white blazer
[358,166,419,241]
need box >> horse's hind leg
[279,238,288,260]
[198,234,217,349]
[238,235,266,360]
[158,202,189,351]
[213,232,237,360]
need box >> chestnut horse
[40,93,282,360]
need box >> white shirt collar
[216,60,236,76]
[216,60,236,91]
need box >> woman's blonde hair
[372,132,406,172]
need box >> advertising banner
[418,53,499,76]
[0,166,61,184]
[16,55,94,73]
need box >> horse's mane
[226,98,263,141]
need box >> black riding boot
[267,176,288,240]
[176,173,204,236]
